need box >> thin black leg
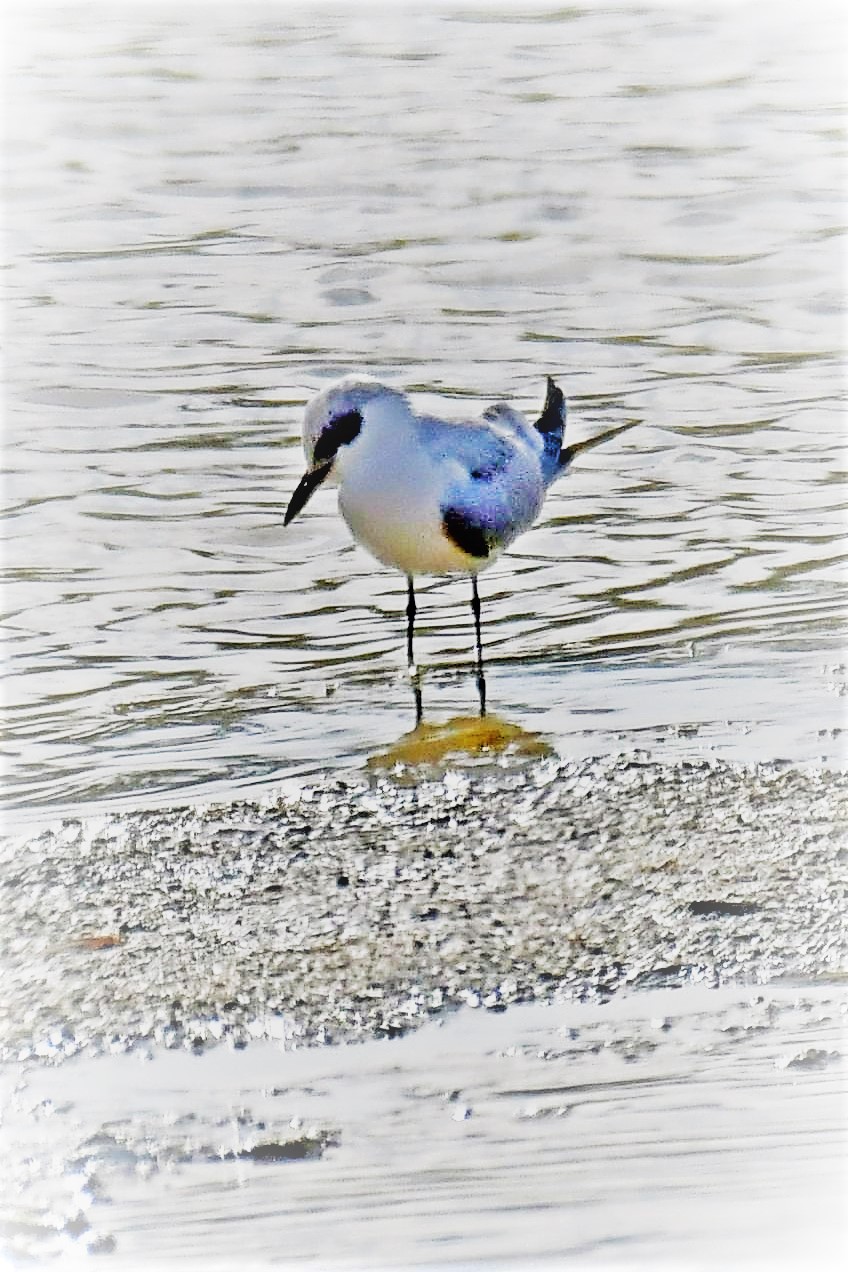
[406,575,422,724]
[471,575,486,717]
[406,575,416,668]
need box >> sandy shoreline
[2,753,845,1062]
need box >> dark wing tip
[536,376,566,436]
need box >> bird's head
[284,376,389,526]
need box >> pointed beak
[283,459,334,526]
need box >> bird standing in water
[284,376,636,721]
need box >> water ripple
[4,5,845,813]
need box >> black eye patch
[313,409,363,464]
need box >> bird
[284,375,637,722]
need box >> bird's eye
[314,409,363,464]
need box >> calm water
[3,984,846,1267]
[4,4,846,819]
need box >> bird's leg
[406,575,422,725]
[406,575,416,666]
[471,575,486,718]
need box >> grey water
[3,984,846,1269]
[3,3,845,821]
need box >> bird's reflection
[367,712,553,771]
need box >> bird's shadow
[366,712,553,772]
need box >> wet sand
[1,752,846,1265]
[2,753,845,1060]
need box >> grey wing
[416,415,513,474]
[440,448,545,561]
[412,409,546,560]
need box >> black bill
[283,459,334,526]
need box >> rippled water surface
[3,985,846,1268]
[4,4,846,816]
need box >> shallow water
[3,984,846,1268]
[4,4,846,819]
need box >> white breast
[338,427,482,575]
